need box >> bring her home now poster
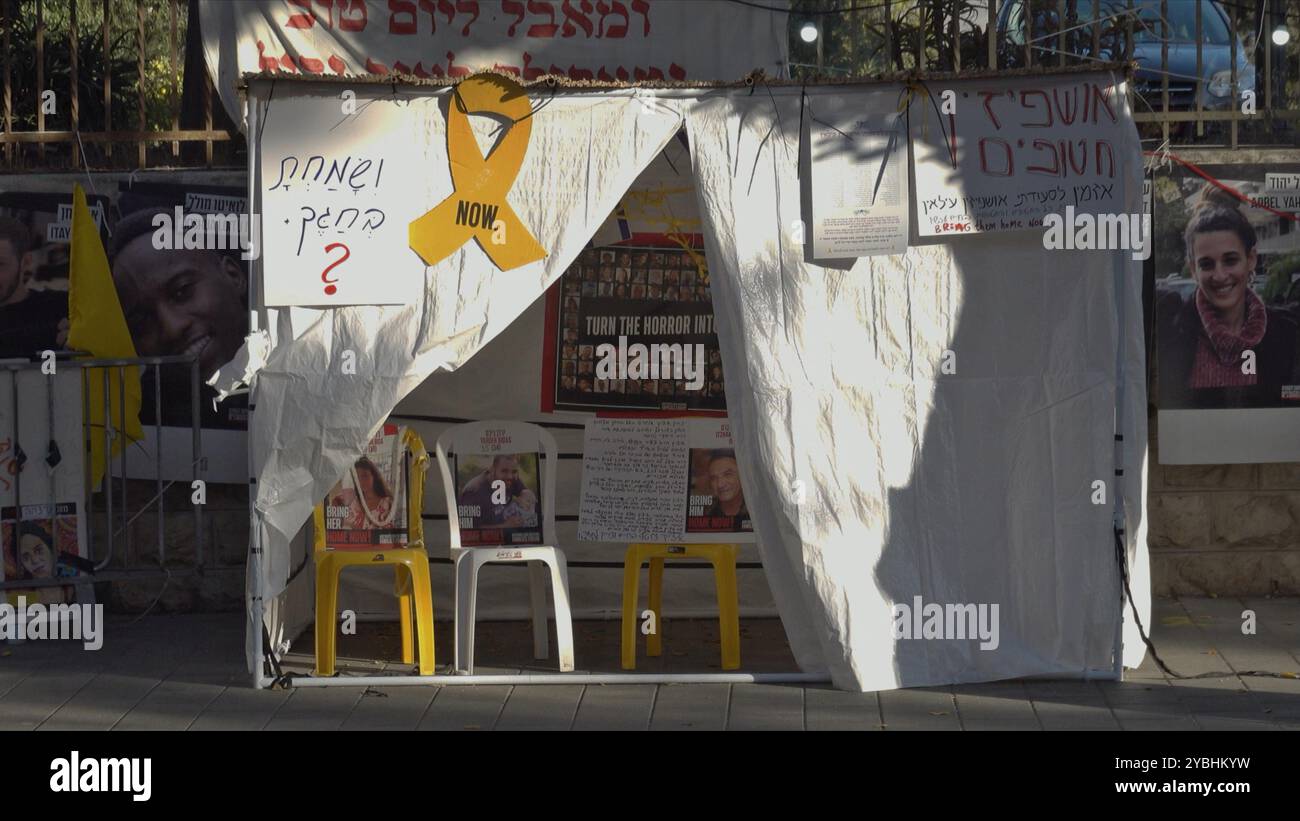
[322,423,409,549]
[0,348,93,616]
[1,503,83,606]
[0,369,88,605]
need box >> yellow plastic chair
[621,542,740,670]
[313,428,436,676]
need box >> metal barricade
[0,353,219,595]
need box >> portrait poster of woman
[1153,169,1300,414]
[1,503,81,605]
[321,423,409,550]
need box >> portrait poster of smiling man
[1151,162,1300,464]
[0,175,251,482]
[454,451,544,548]
[685,420,751,535]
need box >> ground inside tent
[281,617,797,676]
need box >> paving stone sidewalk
[2,597,1298,730]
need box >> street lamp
[800,21,819,43]
[1272,25,1290,47]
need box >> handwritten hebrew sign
[259,90,429,306]
[912,74,1129,236]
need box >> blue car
[997,0,1255,114]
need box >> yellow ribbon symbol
[409,74,546,271]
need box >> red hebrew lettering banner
[199,0,789,127]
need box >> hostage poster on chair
[454,450,543,549]
[322,423,409,549]
[577,417,753,543]
[1151,162,1300,464]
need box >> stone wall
[100,480,247,613]
[1148,416,1300,597]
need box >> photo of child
[454,452,544,547]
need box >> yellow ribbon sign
[409,74,546,271]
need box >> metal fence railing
[787,0,1300,149]
[0,353,229,596]
[0,0,238,171]
[5,1,1296,167]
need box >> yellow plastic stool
[313,429,436,676]
[621,542,740,670]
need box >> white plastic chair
[435,420,575,674]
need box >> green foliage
[787,0,995,79]
[1263,252,1300,304]
[1,0,184,139]
[1151,175,1191,279]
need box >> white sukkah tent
[233,68,1150,692]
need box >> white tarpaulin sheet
[687,74,1149,689]
[243,72,1150,691]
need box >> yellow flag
[67,184,143,487]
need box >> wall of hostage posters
[544,245,727,414]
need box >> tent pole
[245,89,274,690]
[1108,87,1137,684]
[289,672,832,688]
[250,511,273,689]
